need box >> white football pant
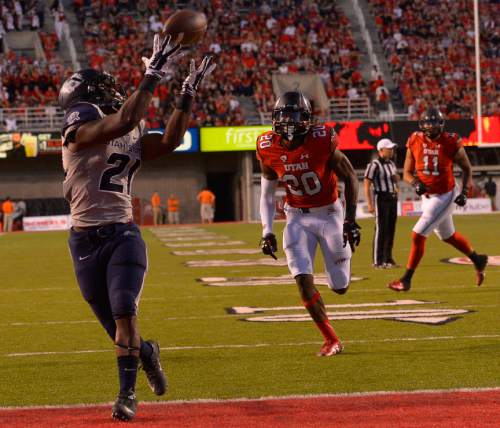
[283,200,352,290]
[413,187,458,239]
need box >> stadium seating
[2,0,497,127]
[73,0,367,126]
[368,0,499,119]
[0,1,70,113]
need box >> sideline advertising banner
[324,121,391,150]
[148,128,199,153]
[201,117,500,152]
[201,126,271,151]
[454,198,492,215]
[0,128,200,158]
[200,123,388,151]
[23,215,72,231]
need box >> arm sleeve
[260,176,278,236]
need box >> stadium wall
[0,152,243,224]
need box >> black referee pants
[373,193,398,265]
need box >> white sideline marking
[4,304,499,326]
[5,334,500,357]
[0,287,69,292]
[186,258,288,267]
[164,240,246,248]
[198,274,366,287]
[0,284,480,293]
[9,320,98,326]
[231,300,434,314]
[1,387,500,411]
[160,235,229,242]
[173,248,261,256]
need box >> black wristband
[345,204,357,222]
[138,75,160,94]
[175,93,194,113]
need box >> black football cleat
[140,340,167,396]
[473,254,488,286]
[112,389,137,421]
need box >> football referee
[364,139,399,268]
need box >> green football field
[0,215,499,407]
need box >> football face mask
[273,108,312,143]
[419,108,445,140]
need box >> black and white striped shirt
[364,158,398,193]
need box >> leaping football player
[388,107,488,292]
[58,33,215,421]
[257,92,361,357]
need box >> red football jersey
[256,124,339,208]
[407,131,462,194]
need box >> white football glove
[180,56,217,96]
[142,33,186,79]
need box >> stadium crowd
[3,0,497,125]
[73,0,367,127]
[1,1,71,111]
[369,0,500,119]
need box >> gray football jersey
[61,102,144,227]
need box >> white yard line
[5,334,499,357]
[1,284,480,293]
[0,386,499,411]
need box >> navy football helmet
[272,91,312,142]
[419,107,445,140]
[58,69,125,113]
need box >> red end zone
[1,389,499,428]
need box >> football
[162,10,207,46]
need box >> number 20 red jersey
[407,131,462,195]
[256,124,339,208]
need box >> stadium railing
[329,98,372,120]
[0,107,65,132]
[258,97,373,124]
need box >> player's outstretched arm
[142,56,216,160]
[71,34,183,151]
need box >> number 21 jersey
[61,102,143,227]
[256,124,339,208]
[407,131,461,195]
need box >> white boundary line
[0,284,489,293]
[0,386,499,411]
[5,334,500,357]
[4,303,499,327]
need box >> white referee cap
[377,138,396,150]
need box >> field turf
[0,215,499,408]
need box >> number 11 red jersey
[256,124,339,208]
[407,131,462,195]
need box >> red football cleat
[388,279,411,292]
[473,254,488,286]
[317,340,343,357]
